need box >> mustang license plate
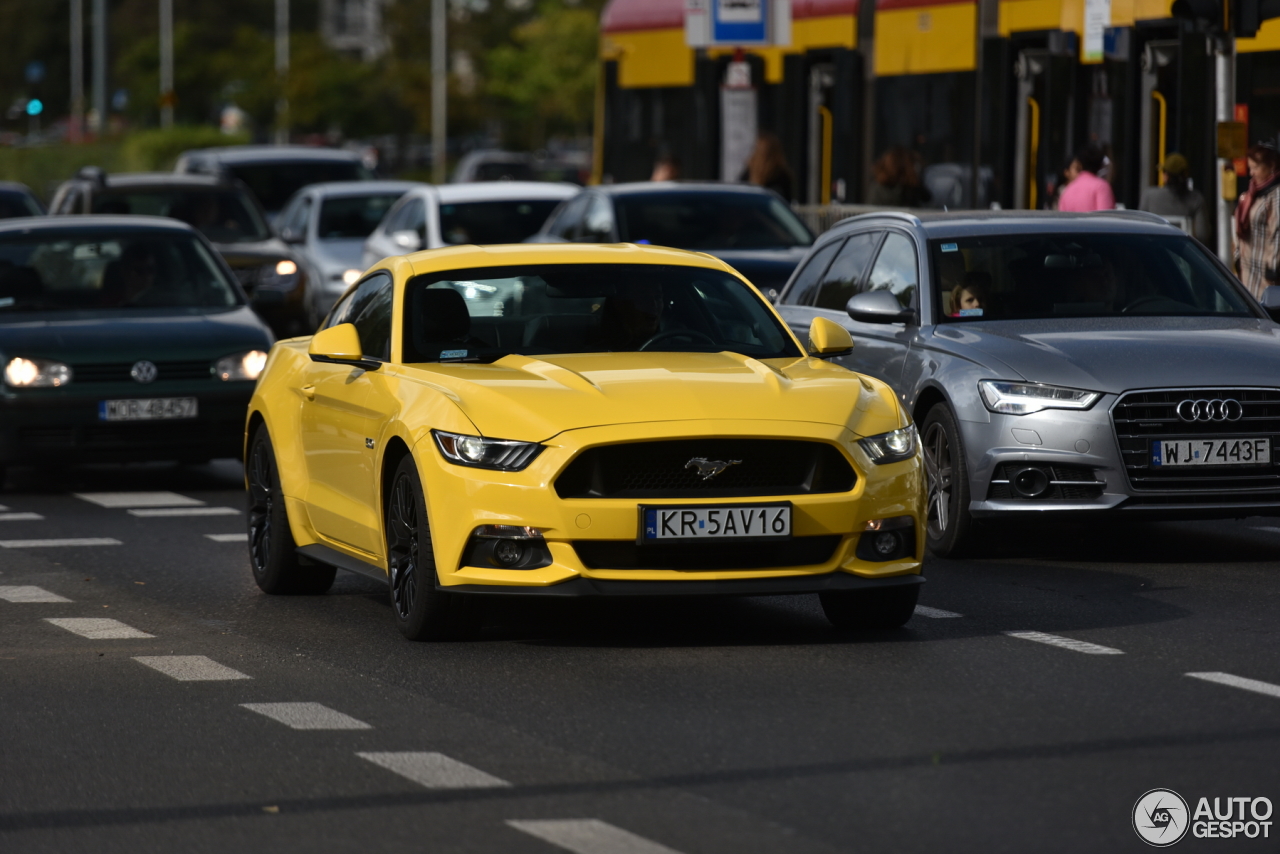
[98,397,198,422]
[1152,437,1271,467]
[640,503,791,542]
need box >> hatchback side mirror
[1261,285,1280,322]
[846,290,915,324]
[280,227,305,245]
[808,316,854,356]
[308,322,381,370]
[391,229,423,251]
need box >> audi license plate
[1152,438,1271,467]
[99,397,198,422]
[639,503,791,542]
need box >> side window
[326,272,393,359]
[380,198,411,234]
[814,232,879,311]
[577,195,615,242]
[279,196,311,240]
[547,195,588,240]
[782,239,843,306]
[866,232,919,309]
[402,199,427,241]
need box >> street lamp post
[159,0,174,128]
[70,0,84,142]
[432,0,446,183]
[275,0,289,145]
[91,0,105,135]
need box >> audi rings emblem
[1176,398,1243,422]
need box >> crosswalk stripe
[0,585,71,603]
[134,655,251,681]
[240,702,372,730]
[205,533,249,542]
[74,492,203,508]
[1187,671,1280,700]
[128,507,239,517]
[0,512,43,521]
[358,752,511,789]
[0,538,121,548]
[914,605,963,618]
[1004,630,1123,655]
[507,820,686,854]
[45,617,154,639]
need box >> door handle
[301,385,315,400]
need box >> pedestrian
[1234,142,1280,300]
[1139,153,1209,243]
[650,152,680,182]
[1048,158,1079,210]
[1056,144,1115,212]
[867,146,930,208]
[739,132,795,202]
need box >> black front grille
[986,463,1105,500]
[1112,388,1280,492]
[555,439,856,499]
[71,361,214,383]
[573,535,841,570]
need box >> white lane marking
[507,820,686,854]
[0,538,121,548]
[240,702,372,730]
[358,752,511,789]
[134,655,251,681]
[128,507,239,518]
[1187,671,1280,700]
[1004,630,1124,655]
[45,618,154,639]
[914,605,963,618]
[75,492,204,508]
[0,585,71,603]
[0,512,43,521]
[205,533,249,542]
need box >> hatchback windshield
[931,233,1255,321]
[91,188,270,244]
[318,193,405,239]
[0,230,240,315]
[439,200,564,245]
[228,161,375,213]
[402,263,800,363]
[615,192,813,251]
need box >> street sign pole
[91,0,105,136]
[275,0,289,145]
[70,0,83,142]
[432,0,447,184]
[159,0,174,128]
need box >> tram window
[866,233,918,310]
[782,239,842,305]
[814,232,879,311]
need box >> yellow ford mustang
[244,244,924,639]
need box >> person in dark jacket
[867,146,930,208]
[740,132,795,202]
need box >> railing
[790,203,919,235]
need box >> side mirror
[279,227,305,245]
[846,290,915,324]
[308,322,381,370]
[807,316,854,357]
[765,288,780,304]
[391,229,423,252]
[1261,285,1280,322]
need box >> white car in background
[275,180,422,328]
[361,181,577,269]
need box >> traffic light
[1171,0,1280,36]
[25,99,42,117]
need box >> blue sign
[713,0,767,45]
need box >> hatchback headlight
[979,380,1101,416]
[4,357,72,388]
[858,424,918,465]
[433,430,543,471]
[214,350,269,381]
[258,258,300,290]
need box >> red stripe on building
[602,0,859,34]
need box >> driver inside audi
[592,281,665,350]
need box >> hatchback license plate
[640,503,791,542]
[99,397,198,422]
[1152,437,1271,467]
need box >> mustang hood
[955,317,1280,392]
[404,351,899,441]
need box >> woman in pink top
[1057,145,1115,212]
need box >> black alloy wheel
[246,426,336,595]
[819,584,920,631]
[920,403,976,558]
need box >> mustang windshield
[0,230,241,315]
[932,233,1256,322]
[402,263,801,363]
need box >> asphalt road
[2,460,1280,853]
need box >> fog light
[492,539,527,567]
[873,531,901,557]
[1010,466,1051,498]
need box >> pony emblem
[685,457,742,481]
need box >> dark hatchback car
[0,217,273,483]
[0,182,44,219]
[50,170,309,338]
[530,182,813,293]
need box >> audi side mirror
[846,290,915,324]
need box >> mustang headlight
[4,357,72,388]
[858,424,918,465]
[433,430,543,471]
[214,350,269,381]
[979,380,1101,416]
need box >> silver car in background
[775,210,1280,556]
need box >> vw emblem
[1176,398,1243,423]
[685,457,742,481]
[130,360,158,384]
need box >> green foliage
[119,126,249,172]
[0,142,123,204]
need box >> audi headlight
[979,380,1101,416]
[433,430,543,471]
[858,424,918,465]
[214,350,269,381]
[4,357,72,388]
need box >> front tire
[385,455,482,641]
[246,426,336,595]
[820,584,920,630]
[921,403,977,558]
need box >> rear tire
[820,584,919,631]
[385,455,482,641]
[921,403,977,558]
[246,426,336,595]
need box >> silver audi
[774,210,1280,556]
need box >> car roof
[96,173,231,189]
[432,181,578,203]
[592,181,784,198]
[297,180,424,198]
[395,242,731,277]
[0,181,36,195]
[180,145,364,165]
[827,209,1182,239]
[0,214,197,235]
